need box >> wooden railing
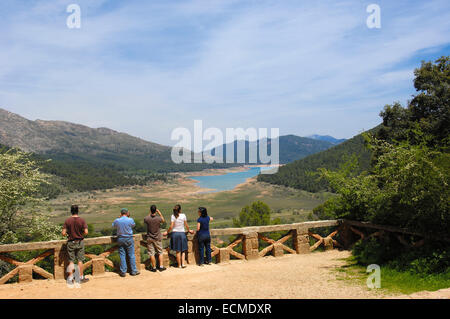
[0,220,340,285]
[1,219,442,285]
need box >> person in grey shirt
[144,205,166,272]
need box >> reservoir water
[190,167,273,192]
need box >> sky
[0,0,449,146]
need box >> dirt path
[0,251,447,299]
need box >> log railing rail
[1,219,443,285]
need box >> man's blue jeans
[117,237,138,274]
[198,233,211,264]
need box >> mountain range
[0,108,340,192]
[307,134,346,145]
[209,134,335,164]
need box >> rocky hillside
[0,108,233,193]
[0,108,168,155]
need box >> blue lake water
[190,167,273,192]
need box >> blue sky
[0,0,449,146]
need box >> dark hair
[150,205,157,214]
[71,205,79,215]
[198,207,208,218]
[173,204,181,218]
[120,208,128,215]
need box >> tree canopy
[0,150,60,244]
[378,56,449,149]
[233,201,280,227]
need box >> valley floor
[1,250,447,299]
[45,170,334,230]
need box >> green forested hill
[211,134,334,164]
[0,143,162,196]
[258,125,381,192]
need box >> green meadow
[43,177,334,231]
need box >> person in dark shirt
[144,205,166,272]
[197,207,213,266]
[62,205,89,283]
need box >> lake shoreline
[185,166,270,193]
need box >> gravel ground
[0,250,447,299]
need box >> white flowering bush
[0,150,61,244]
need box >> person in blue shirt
[196,207,213,266]
[112,208,140,277]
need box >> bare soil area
[2,250,446,299]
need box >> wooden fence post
[243,232,259,260]
[293,227,310,254]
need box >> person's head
[70,205,79,215]
[120,208,129,216]
[173,204,181,218]
[150,205,157,215]
[198,207,207,218]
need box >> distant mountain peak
[306,134,346,145]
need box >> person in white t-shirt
[163,204,194,268]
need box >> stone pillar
[186,233,197,264]
[323,237,334,251]
[162,251,170,268]
[272,243,284,257]
[338,222,353,249]
[133,237,142,270]
[91,257,105,276]
[243,232,259,260]
[293,227,310,254]
[54,245,66,280]
[216,248,230,263]
[18,264,33,283]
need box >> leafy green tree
[317,135,449,237]
[0,150,61,244]
[260,56,449,194]
[233,201,280,227]
[379,56,449,149]
[313,57,450,274]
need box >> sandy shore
[179,165,249,177]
